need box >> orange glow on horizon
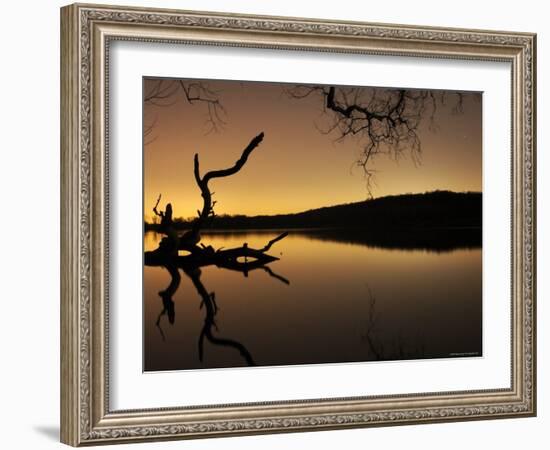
[143,78,482,221]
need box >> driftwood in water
[145,231,288,275]
[147,132,288,274]
[177,132,265,254]
[148,133,288,366]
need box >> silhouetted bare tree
[145,132,288,273]
[148,134,290,367]
[287,85,464,195]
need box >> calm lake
[144,229,482,372]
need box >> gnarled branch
[186,132,265,242]
[146,132,288,290]
[286,85,466,196]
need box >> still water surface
[144,230,481,371]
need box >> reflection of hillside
[298,227,481,253]
[147,226,481,253]
[178,227,481,253]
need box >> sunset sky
[143,78,481,222]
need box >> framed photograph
[60,3,536,446]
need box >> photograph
[142,77,483,372]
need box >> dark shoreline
[145,191,482,252]
[146,191,482,233]
[145,226,482,253]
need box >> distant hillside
[146,191,482,231]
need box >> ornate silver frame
[60,3,536,446]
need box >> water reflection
[153,262,266,367]
[155,264,179,339]
[298,227,481,252]
[150,232,293,368]
[361,285,426,361]
[187,267,256,366]
[144,229,482,372]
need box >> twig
[260,232,289,252]
[153,193,162,217]
[262,266,290,285]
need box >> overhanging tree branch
[286,85,465,196]
[144,79,227,145]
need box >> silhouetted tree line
[145,190,481,232]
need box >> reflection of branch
[201,331,256,366]
[152,263,258,366]
[155,321,167,342]
[361,285,426,361]
[262,265,290,285]
[155,265,181,340]
[185,268,256,366]
[361,286,382,360]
